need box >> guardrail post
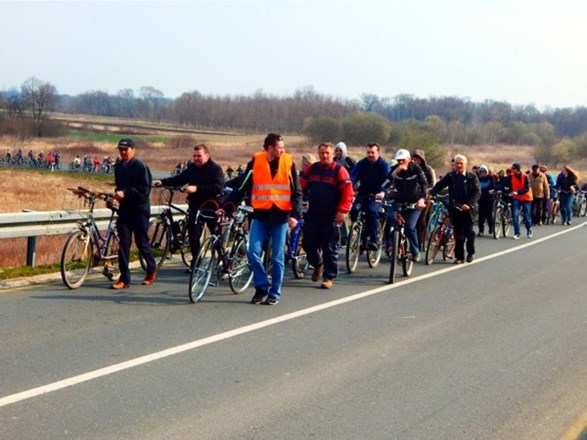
[27,237,37,267]
[22,209,37,267]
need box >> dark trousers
[117,210,156,283]
[531,198,544,224]
[478,198,494,233]
[450,208,475,260]
[350,198,380,244]
[302,218,340,280]
[187,209,212,264]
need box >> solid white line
[0,223,583,408]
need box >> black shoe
[264,296,279,305]
[251,289,267,305]
[466,254,474,263]
[368,242,379,252]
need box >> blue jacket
[350,157,391,196]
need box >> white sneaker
[513,234,520,240]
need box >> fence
[0,205,186,267]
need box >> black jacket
[161,159,225,209]
[432,170,481,220]
[114,157,152,214]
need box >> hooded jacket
[334,142,356,172]
[412,149,437,188]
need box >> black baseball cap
[511,162,521,170]
[117,138,135,149]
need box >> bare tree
[20,76,58,135]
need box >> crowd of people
[99,136,585,305]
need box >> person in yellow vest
[228,133,303,305]
[496,162,533,239]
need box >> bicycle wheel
[189,237,216,303]
[442,229,456,260]
[502,207,512,237]
[423,208,438,250]
[388,229,400,284]
[400,236,414,277]
[550,201,559,224]
[367,218,385,268]
[262,236,273,280]
[61,230,93,289]
[580,197,587,217]
[493,207,503,238]
[292,230,309,279]
[228,236,253,294]
[141,217,170,270]
[345,222,362,273]
[425,225,442,265]
[178,220,192,267]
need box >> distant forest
[2,78,587,166]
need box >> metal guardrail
[0,205,187,266]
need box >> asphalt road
[1,220,586,439]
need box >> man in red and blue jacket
[301,143,354,289]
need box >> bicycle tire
[503,207,512,237]
[292,229,309,279]
[443,229,456,260]
[61,230,93,289]
[425,225,442,265]
[401,236,414,277]
[141,217,170,270]
[423,208,439,250]
[189,237,215,303]
[580,198,587,217]
[367,218,385,268]
[388,229,400,284]
[346,222,362,273]
[228,236,254,294]
[551,201,559,224]
[493,207,503,238]
[178,220,192,267]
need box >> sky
[1,0,586,110]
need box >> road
[1,221,586,439]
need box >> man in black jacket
[153,144,225,267]
[112,138,157,289]
[431,154,481,264]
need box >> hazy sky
[1,0,586,110]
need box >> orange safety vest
[251,152,293,211]
[511,173,533,202]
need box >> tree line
[1,76,587,168]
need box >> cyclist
[227,133,303,305]
[556,165,580,225]
[349,143,391,251]
[496,163,533,239]
[112,138,157,289]
[432,154,481,264]
[477,165,495,236]
[385,149,428,262]
[153,144,224,267]
[334,141,356,173]
[300,142,354,289]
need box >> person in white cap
[385,149,428,262]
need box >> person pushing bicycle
[153,144,225,268]
[384,149,428,262]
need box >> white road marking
[0,224,583,408]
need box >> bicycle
[284,203,309,279]
[140,185,193,270]
[492,190,513,239]
[425,198,456,266]
[545,188,560,224]
[422,194,448,249]
[386,201,416,284]
[60,187,119,289]
[572,189,587,217]
[346,194,384,273]
[188,203,254,303]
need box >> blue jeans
[248,219,288,300]
[559,192,575,222]
[512,199,532,235]
[350,198,380,244]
